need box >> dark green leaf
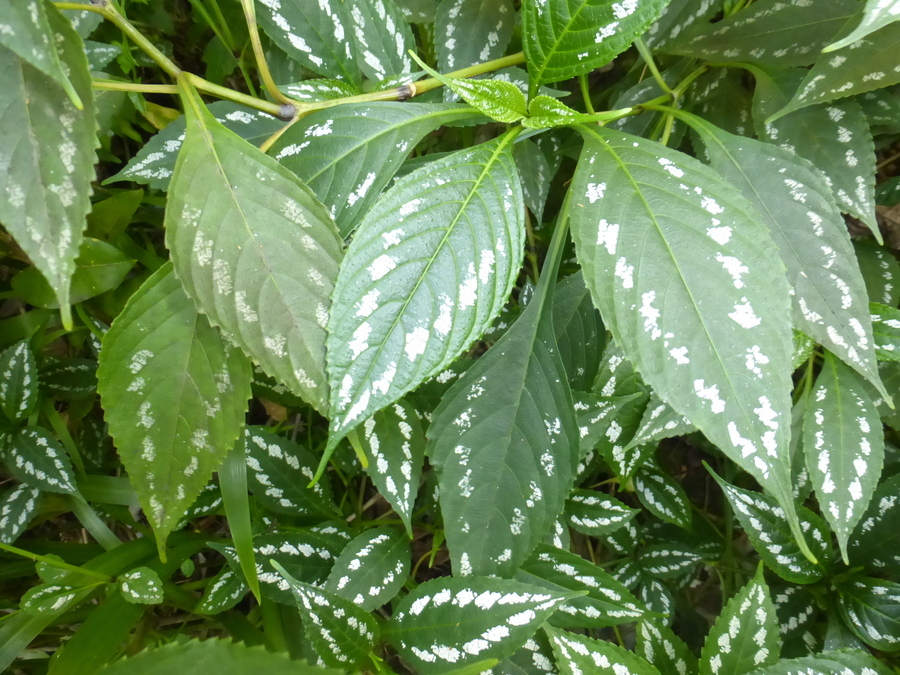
[40,359,97,400]
[634,460,692,529]
[565,489,637,537]
[194,567,248,615]
[849,473,900,575]
[828,0,900,50]
[748,649,893,675]
[119,567,164,604]
[856,239,900,307]
[0,340,38,422]
[837,577,900,651]
[627,393,694,451]
[7,427,76,495]
[552,272,605,391]
[325,526,409,610]
[637,618,699,675]
[0,483,41,544]
[547,625,661,675]
[639,544,702,579]
[435,0,514,75]
[871,302,900,361]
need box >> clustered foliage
[2,0,900,673]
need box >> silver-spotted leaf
[166,80,343,414]
[21,583,82,613]
[39,358,97,401]
[644,0,723,49]
[345,0,413,81]
[748,650,892,675]
[0,483,41,544]
[522,0,669,88]
[639,544,703,578]
[828,0,900,50]
[325,527,409,610]
[569,126,800,540]
[634,460,692,529]
[0,340,38,422]
[685,111,885,397]
[849,473,900,575]
[836,578,900,651]
[271,102,477,237]
[327,131,524,446]
[435,0,515,73]
[699,567,779,674]
[7,427,76,495]
[546,626,661,675]
[119,567,164,605]
[96,264,252,545]
[627,394,695,451]
[386,577,574,675]
[195,567,248,615]
[565,489,637,537]
[772,585,818,646]
[637,619,699,675]
[0,5,96,322]
[871,302,900,361]
[803,350,885,560]
[856,239,900,307]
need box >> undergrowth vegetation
[2,0,900,673]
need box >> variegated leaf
[345,0,414,82]
[628,393,695,450]
[547,625,661,675]
[0,483,41,544]
[639,544,702,579]
[836,578,900,651]
[637,618,699,675]
[0,340,38,422]
[7,427,76,495]
[195,567,248,615]
[435,0,514,73]
[119,567,164,605]
[325,527,409,610]
[849,473,900,575]
[565,490,638,537]
[634,460,692,529]
[871,302,900,361]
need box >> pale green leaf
[0,484,41,544]
[569,126,801,539]
[0,340,38,422]
[870,302,900,361]
[803,351,885,560]
[166,81,343,414]
[634,460,692,529]
[195,567,248,615]
[565,489,637,537]
[435,0,515,73]
[272,102,476,237]
[345,0,414,81]
[837,578,900,651]
[0,5,96,321]
[522,0,669,88]
[547,625,661,675]
[700,567,779,674]
[96,264,252,545]
[119,567,164,605]
[826,0,900,51]
[327,131,524,445]
[325,527,409,610]
[386,577,574,675]
[748,649,892,675]
[7,427,76,495]
[637,618,699,675]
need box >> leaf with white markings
[386,577,575,675]
[357,399,424,533]
[628,394,695,451]
[243,426,334,517]
[871,303,900,361]
[21,583,82,613]
[325,527,409,610]
[803,351,885,561]
[0,484,41,544]
[836,578,900,651]
[518,544,645,628]
[856,239,900,307]
[272,103,476,237]
[107,102,284,191]
[634,460,692,529]
[569,125,803,547]
[166,80,343,414]
[644,0,723,49]
[639,545,703,579]
[637,619,699,675]
[345,0,413,81]
[547,626,661,675]
[752,69,878,235]
[255,0,360,84]
[565,490,637,537]
[7,427,76,495]
[97,264,252,547]
[326,130,524,449]
[553,272,605,391]
[276,562,378,668]
[700,567,779,675]
[0,341,38,422]
[0,5,96,325]
[119,567,164,605]
[711,472,829,584]
[772,585,818,647]
[640,580,674,620]
[522,0,669,89]
[664,0,858,68]
[849,473,900,575]
[195,567,248,615]
[435,0,514,74]
[771,20,900,120]
[40,358,96,400]
[828,0,900,50]
[684,110,886,398]
[749,650,893,675]
[574,392,641,467]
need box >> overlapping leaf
[564,490,637,537]
[639,545,703,578]
[547,626,661,675]
[856,239,900,306]
[634,461,692,529]
[828,0,900,50]
[195,567,248,615]
[327,131,524,446]
[522,0,669,88]
[0,341,38,422]
[637,619,699,675]
[644,0,723,49]
[345,0,413,81]
[166,80,343,414]
[628,394,694,450]
[96,265,251,545]
[7,428,76,495]
[435,0,514,73]
[836,578,900,651]
[325,527,409,610]
[0,484,40,544]
[803,351,885,560]
[552,272,605,391]
[749,650,892,675]
[871,302,900,361]
[849,474,900,575]
[569,126,801,540]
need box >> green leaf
[271,103,477,237]
[546,625,661,675]
[244,427,335,517]
[7,427,76,494]
[565,489,638,537]
[522,0,669,89]
[0,483,40,544]
[276,562,378,668]
[856,239,900,307]
[700,567,779,674]
[324,526,409,610]
[435,0,515,73]
[634,460,692,529]
[194,567,248,615]
[327,130,524,447]
[637,618,699,675]
[21,583,82,613]
[712,472,829,584]
[664,0,858,67]
[644,0,723,49]
[638,544,703,578]
[683,112,885,397]
[627,393,694,451]
[255,0,360,84]
[0,5,96,324]
[837,577,900,651]
[518,544,645,628]
[95,638,347,675]
[281,79,361,102]
[552,272,605,391]
[96,264,252,547]
[849,473,900,575]
[166,80,343,415]
[119,567,164,604]
[826,0,900,51]
[752,69,878,236]
[345,0,414,81]
[357,399,425,533]
[0,340,38,422]
[770,21,900,120]
[569,126,802,545]
[748,650,893,675]
[515,140,552,225]
[385,577,574,675]
[802,350,885,561]
[108,102,284,191]
[871,302,900,361]
[40,358,97,400]
[772,585,818,647]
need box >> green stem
[93,80,180,94]
[239,0,294,107]
[578,74,595,114]
[184,73,287,117]
[0,542,114,582]
[634,37,673,97]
